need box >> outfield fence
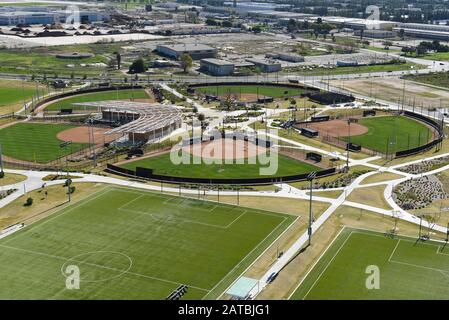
[105,163,337,185]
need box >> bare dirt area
[299,119,369,137]
[57,126,121,144]
[332,77,449,108]
[183,139,268,160]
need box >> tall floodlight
[307,171,317,246]
[60,141,72,202]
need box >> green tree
[128,58,147,74]
[179,53,193,73]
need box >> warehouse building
[200,58,235,76]
[245,58,282,73]
[354,29,395,38]
[156,43,218,60]
[393,23,449,41]
[0,8,107,26]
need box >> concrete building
[222,2,291,14]
[394,23,449,41]
[0,8,107,26]
[200,58,235,76]
[322,17,397,30]
[245,58,281,73]
[354,29,395,38]
[156,43,218,60]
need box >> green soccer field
[44,89,150,111]
[0,187,294,299]
[0,123,90,163]
[343,116,432,153]
[291,228,449,300]
[120,152,320,179]
[194,85,305,98]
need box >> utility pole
[60,141,72,202]
[346,119,351,171]
[307,171,317,246]
[0,144,3,177]
[418,215,423,240]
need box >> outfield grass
[194,85,305,98]
[0,123,90,163]
[342,116,432,153]
[291,228,449,299]
[45,89,150,111]
[120,152,320,179]
[0,80,45,113]
[0,186,294,299]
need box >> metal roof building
[73,100,183,143]
[156,43,218,60]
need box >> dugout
[301,127,319,138]
[347,142,362,152]
[311,115,330,122]
[306,152,322,162]
[363,110,376,117]
[257,97,274,103]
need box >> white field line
[287,226,346,300]
[302,231,354,300]
[388,240,401,262]
[117,194,145,211]
[1,186,112,245]
[210,215,294,300]
[0,243,211,293]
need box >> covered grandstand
[73,100,183,143]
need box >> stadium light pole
[60,141,72,203]
[0,144,3,177]
[307,171,317,246]
[346,119,351,171]
[418,215,423,240]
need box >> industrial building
[200,58,235,76]
[156,43,218,60]
[321,17,397,30]
[354,29,396,38]
[245,58,282,73]
[0,7,107,26]
[394,23,449,41]
[222,2,291,14]
[73,101,182,143]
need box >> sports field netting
[291,228,449,300]
[0,187,294,299]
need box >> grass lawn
[0,173,27,187]
[194,85,305,98]
[0,123,90,163]
[120,152,320,179]
[0,80,45,114]
[0,186,294,299]
[404,72,449,89]
[0,48,110,76]
[342,116,432,153]
[44,89,150,111]
[291,228,449,299]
